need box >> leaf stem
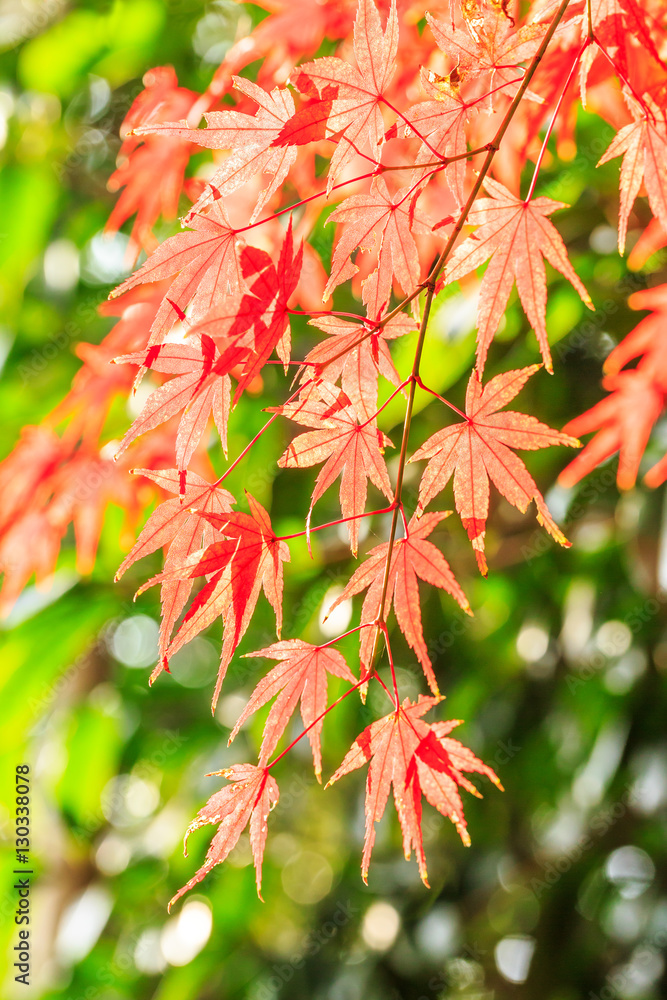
[595,43,656,122]
[278,504,396,542]
[380,95,445,161]
[358,379,411,428]
[379,621,400,708]
[266,673,371,771]
[415,375,467,420]
[524,39,589,203]
[317,622,380,650]
[212,378,313,487]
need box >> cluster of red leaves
[4,0,667,901]
[0,290,186,611]
[560,284,667,491]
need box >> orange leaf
[411,366,578,574]
[327,697,501,885]
[170,764,278,907]
[444,177,593,373]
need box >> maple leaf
[600,285,667,389]
[323,176,430,313]
[598,107,667,255]
[47,448,140,576]
[110,200,247,347]
[106,67,199,254]
[559,285,667,489]
[134,77,298,222]
[443,177,593,373]
[277,0,399,188]
[586,0,667,94]
[399,70,471,207]
[229,640,356,779]
[410,366,579,574]
[140,494,289,709]
[0,510,63,614]
[276,382,393,555]
[303,313,414,423]
[114,335,231,471]
[229,225,302,402]
[115,469,234,668]
[627,216,667,271]
[410,719,503,841]
[170,763,278,907]
[182,225,303,406]
[327,696,501,884]
[0,426,64,541]
[559,369,664,491]
[426,8,546,103]
[327,512,470,692]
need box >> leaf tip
[475,550,488,576]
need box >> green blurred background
[1,2,667,998]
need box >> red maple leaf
[277,0,399,187]
[0,426,64,542]
[410,366,578,574]
[111,230,302,470]
[229,640,356,779]
[303,312,414,422]
[399,70,471,207]
[106,67,199,254]
[588,0,667,89]
[141,494,290,709]
[559,369,664,491]
[135,77,298,223]
[0,510,63,613]
[181,224,303,406]
[110,200,246,347]
[598,104,667,254]
[323,176,431,313]
[276,382,393,555]
[327,512,470,692]
[327,696,501,884]
[229,224,303,402]
[559,285,667,490]
[426,7,546,102]
[47,448,141,576]
[170,763,279,907]
[115,469,234,667]
[443,177,593,373]
[114,335,231,471]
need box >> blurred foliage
[1,3,667,1000]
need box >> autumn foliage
[3,0,667,903]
